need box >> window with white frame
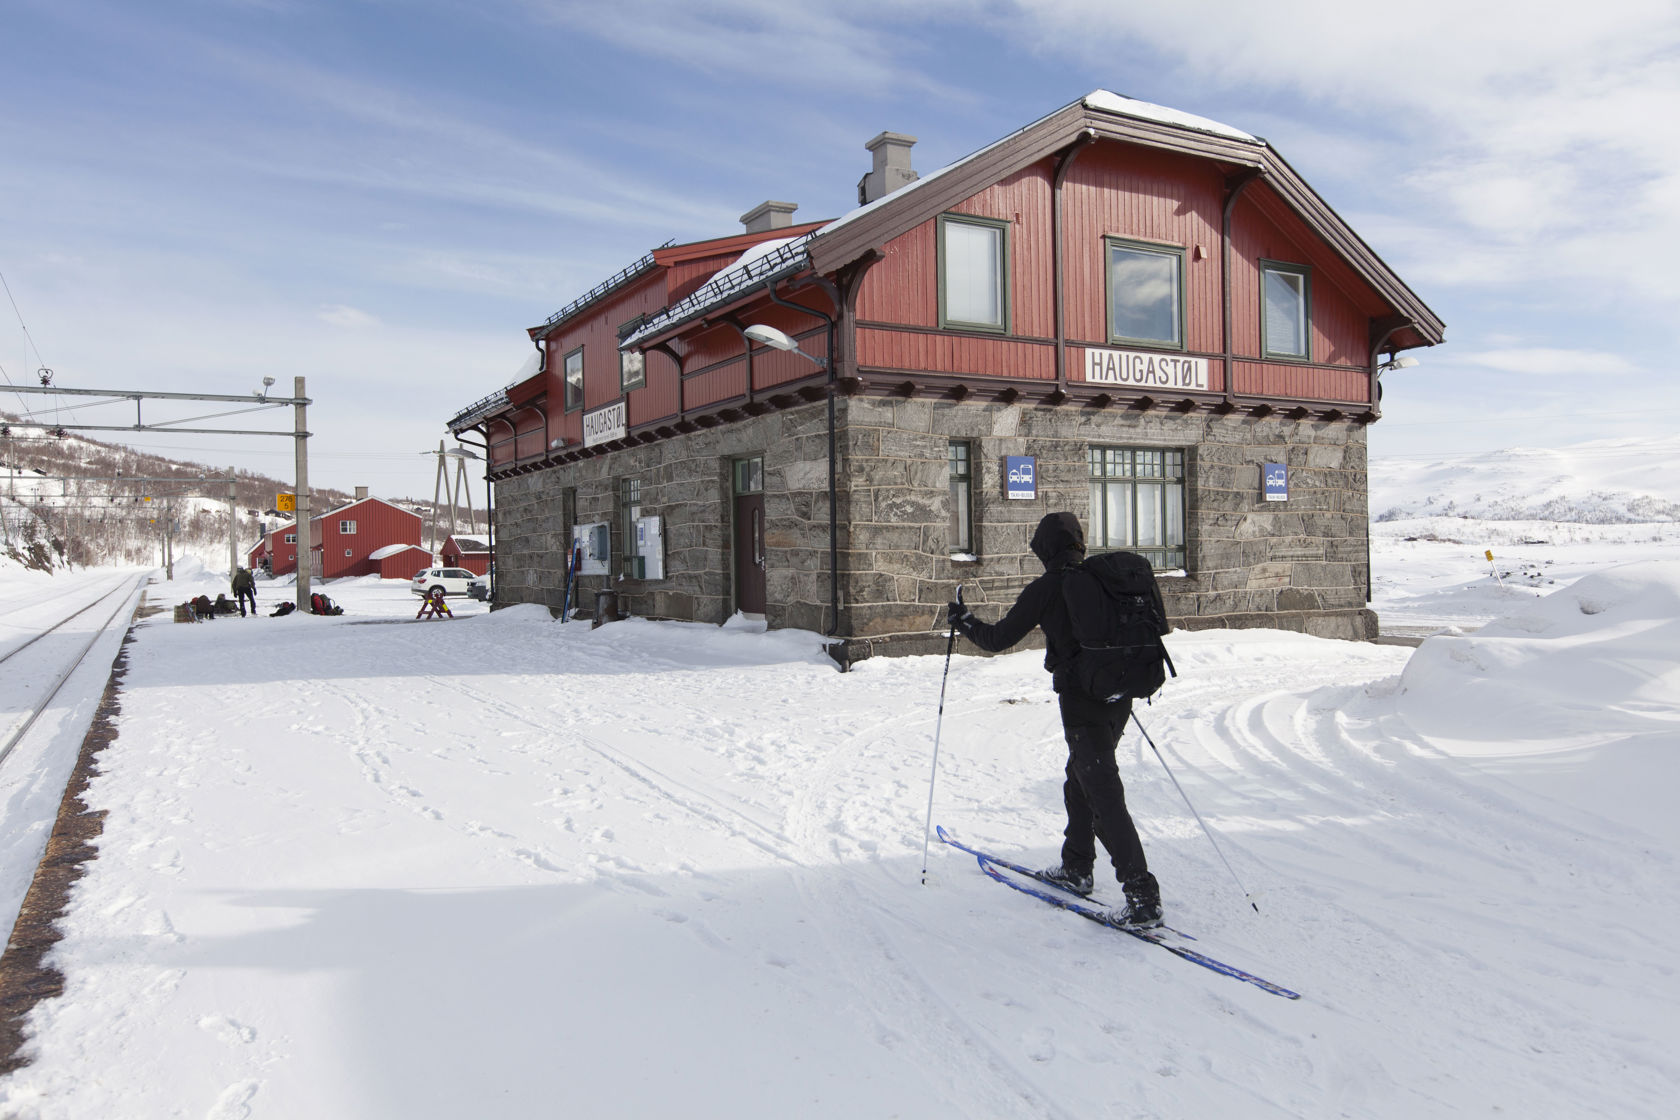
[1106,239,1185,349]
[948,441,975,556]
[1261,260,1310,360]
[1089,446,1186,571]
[340,519,357,534]
[284,532,296,544]
[564,346,585,412]
[938,214,1009,332]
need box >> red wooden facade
[456,92,1442,480]
[375,544,434,581]
[265,496,423,579]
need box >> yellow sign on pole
[277,493,296,512]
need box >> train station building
[446,91,1444,665]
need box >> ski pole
[1130,711,1261,914]
[920,586,961,885]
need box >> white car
[411,567,477,598]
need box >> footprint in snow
[1022,1026,1056,1062]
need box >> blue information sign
[1005,456,1037,500]
[1263,462,1288,502]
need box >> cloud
[318,305,381,329]
[1453,348,1639,376]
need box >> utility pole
[294,376,311,612]
[226,475,238,580]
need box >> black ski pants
[236,588,257,617]
[1057,690,1149,888]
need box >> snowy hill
[1371,433,1680,524]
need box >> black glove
[946,582,974,631]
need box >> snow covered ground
[0,448,1675,1117]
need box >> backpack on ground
[309,592,343,616]
[1061,550,1175,702]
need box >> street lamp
[744,324,827,367]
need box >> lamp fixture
[1378,355,1420,373]
[744,323,827,369]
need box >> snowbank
[1396,561,1680,842]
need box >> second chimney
[354,486,369,501]
[740,200,799,234]
[858,132,918,205]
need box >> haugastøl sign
[1082,347,1208,392]
[583,401,627,449]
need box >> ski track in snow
[0,567,1674,1118]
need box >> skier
[231,566,258,618]
[946,511,1164,929]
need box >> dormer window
[564,346,585,412]
[1261,260,1311,361]
[938,214,1009,333]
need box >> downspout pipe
[763,279,840,640]
[1363,320,1413,608]
[1221,170,1263,410]
[1052,131,1097,392]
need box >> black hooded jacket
[959,512,1089,692]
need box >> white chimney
[858,132,919,205]
[355,486,368,501]
[741,200,799,233]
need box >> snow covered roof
[369,543,428,560]
[622,234,816,350]
[621,91,1271,351]
[1081,90,1256,142]
[447,348,541,433]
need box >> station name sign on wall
[583,401,628,448]
[1082,348,1209,392]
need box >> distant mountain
[0,414,475,572]
[1371,435,1680,524]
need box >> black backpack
[1061,550,1175,702]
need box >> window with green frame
[948,441,975,555]
[563,346,585,412]
[1106,238,1186,349]
[1261,260,1311,360]
[1088,446,1186,570]
[938,214,1009,333]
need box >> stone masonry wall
[493,395,1374,659]
[492,400,839,628]
[831,397,1374,664]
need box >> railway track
[0,573,148,769]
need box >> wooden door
[732,457,766,615]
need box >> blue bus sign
[1263,462,1288,502]
[1005,456,1037,500]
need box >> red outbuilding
[265,489,424,579]
[440,535,490,576]
[371,543,434,581]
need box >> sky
[2,0,1678,497]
